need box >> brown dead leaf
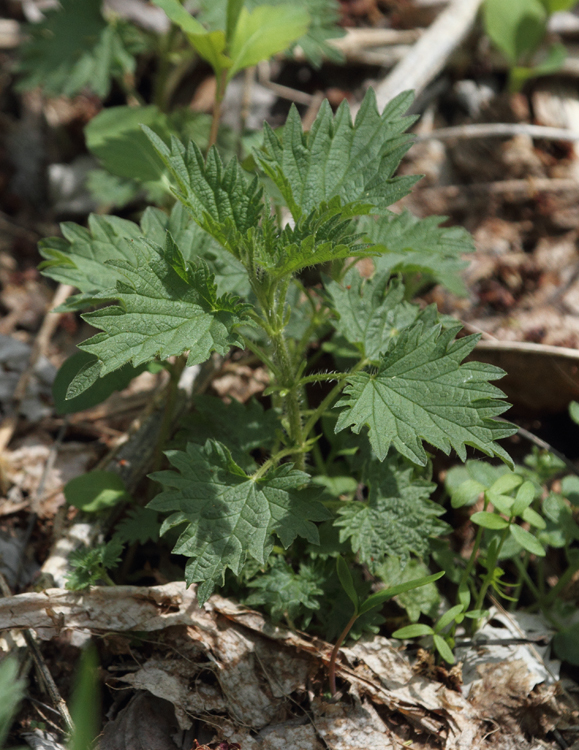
[100,692,180,750]
[469,660,561,739]
[211,365,269,403]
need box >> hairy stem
[303,359,369,439]
[329,611,358,696]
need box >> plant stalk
[208,69,228,152]
[329,611,358,696]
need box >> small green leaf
[362,211,475,297]
[486,492,514,516]
[65,471,130,513]
[511,480,536,516]
[570,400,579,426]
[228,5,310,78]
[114,507,160,545]
[521,506,546,529]
[553,623,579,665]
[509,524,546,556]
[358,571,444,615]
[471,511,509,529]
[226,0,244,44]
[325,271,419,361]
[433,634,455,664]
[483,0,547,66]
[0,658,25,749]
[450,479,486,508]
[335,455,447,571]
[392,623,434,639]
[336,556,359,611]
[85,105,171,184]
[434,604,464,633]
[464,609,489,619]
[152,0,232,74]
[489,473,523,495]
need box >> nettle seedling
[41,89,519,667]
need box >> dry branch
[367,0,484,113]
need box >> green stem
[242,335,281,378]
[153,24,179,111]
[299,372,340,385]
[473,525,510,614]
[513,557,563,629]
[329,610,358,696]
[252,446,303,481]
[273,330,307,471]
[303,359,368,439]
[207,69,228,153]
[542,555,579,608]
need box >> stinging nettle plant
[40,88,518,606]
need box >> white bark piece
[368,0,484,113]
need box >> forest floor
[1,1,579,749]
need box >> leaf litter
[1,582,574,749]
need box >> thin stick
[416,122,579,143]
[0,283,74,453]
[365,0,484,113]
[257,61,314,106]
[0,571,74,734]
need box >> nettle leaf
[142,204,250,298]
[256,198,369,279]
[39,204,248,309]
[144,128,263,254]
[245,557,323,624]
[148,440,329,602]
[256,88,419,220]
[114,507,160,545]
[335,320,516,466]
[72,234,248,393]
[325,269,419,361]
[335,455,447,570]
[16,0,139,98]
[175,395,279,471]
[360,212,475,296]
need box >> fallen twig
[416,122,579,143]
[365,0,484,113]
